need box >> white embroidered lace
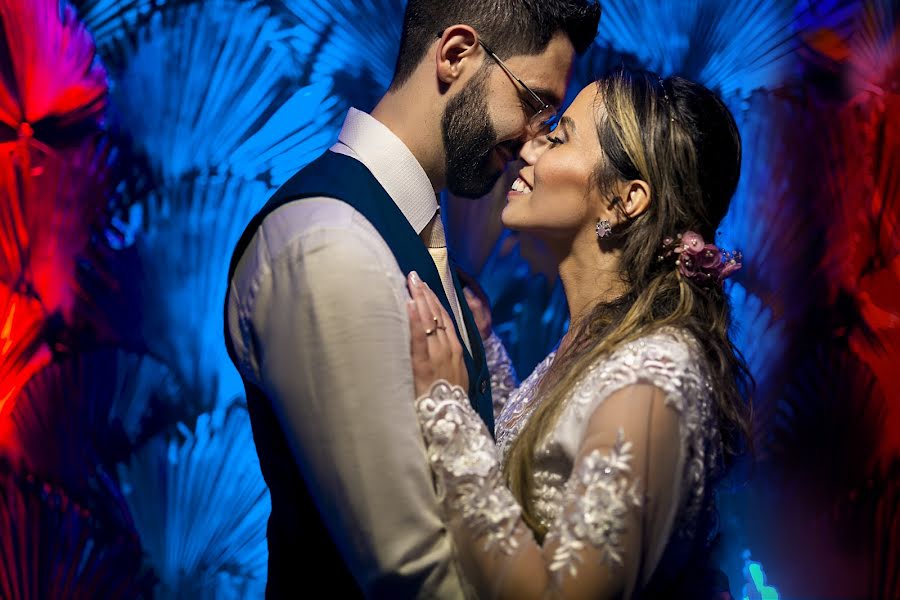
[415,380,523,556]
[483,331,519,421]
[414,326,723,597]
[548,429,643,575]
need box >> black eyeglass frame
[436,31,559,135]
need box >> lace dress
[415,327,724,599]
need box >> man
[224,1,601,597]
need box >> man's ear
[436,24,480,85]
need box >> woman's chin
[501,201,543,234]
[499,206,521,231]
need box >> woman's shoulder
[608,326,703,375]
[623,324,698,356]
[548,325,719,477]
[570,326,711,412]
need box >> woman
[405,69,751,599]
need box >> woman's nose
[518,135,550,165]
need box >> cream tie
[421,208,471,355]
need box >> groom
[225,1,601,597]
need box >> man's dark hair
[390,0,602,89]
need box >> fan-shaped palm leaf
[0,283,50,422]
[0,0,107,138]
[0,349,187,508]
[133,175,273,409]
[0,140,110,324]
[597,0,857,99]
[0,459,154,599]
[225,79,343,186]
[846,0,898,101]
[725,281,786,396]
[109,0,337,184]
[563,43,646,108]
[0,0,111,348]
[116,403,269,598]
[283,0,405,106]
[717,91,823,324]
[72,0,202,53]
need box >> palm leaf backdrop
[0,457,155,598]
[117,403,269,598]
[0,0,895,596]
[0,0,110,418]
[0,349,186,502]
[0,283,49,422]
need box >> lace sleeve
[483,331,518,421]
[414,380,687,600]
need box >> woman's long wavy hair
[503,69,754,542]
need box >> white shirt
[226,108,466,598]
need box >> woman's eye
[545,135,564,147]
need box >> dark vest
[225,151,494,598]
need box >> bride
[406,68,751,599]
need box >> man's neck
[371,89,445,192]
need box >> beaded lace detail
[548,429,643,575]
[415,327,722,583]
[495,351,556,460]
[558,328,720,532]
[415,381,522,556]
[482,332,519,421]
[499,328,719,534]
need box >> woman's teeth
[511,177,533,193]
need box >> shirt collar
[330,107,438,235]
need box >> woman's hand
[407,271,469,397]
[463,287,492,341]
[454,266,492,341]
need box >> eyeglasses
[477,39,558,135]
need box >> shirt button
[479,378,489,394]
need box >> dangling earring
[596,219,612,238]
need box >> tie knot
[422,209,446,249]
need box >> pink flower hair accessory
[659,231,742,286]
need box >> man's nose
[518,135,550,165]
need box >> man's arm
[235,202,463,597]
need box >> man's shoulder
[232,196,395,287]
[263,194,358,235]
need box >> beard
[441,68,504,198]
